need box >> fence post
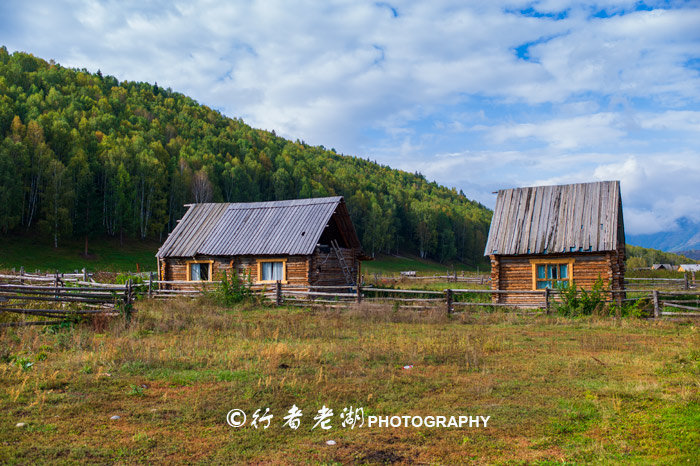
[652,290,660,318]
[544,288,550,315]
[83,268,88,282]
[19,266,24,286]
[148,271,154,298]
[445,289,453,316]
[122,278,133,323]
[684,273,689,290]
[356,283,362,304]
[275,280,282,306]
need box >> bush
[609,298,649,318]
[115,273,144,285]
[211,270,254,306]
[554,277,605,317]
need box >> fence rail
[1,271,699,326]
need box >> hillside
[0,48,491,265]
[626,244,698,269]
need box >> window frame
[256,258,288,284]
[186,260,214,282]
[529,258,574,290]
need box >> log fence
[1,270,699,326]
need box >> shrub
[211,270,254,306]
[554,277,605,317]
[609,297,649,318]
[115,273,144,285]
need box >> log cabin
[156,196,369,289]
[484,181,625,307]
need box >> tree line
[0,48,492,264]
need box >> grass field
[0,235,487,276]
[1,300,698,464]
[362,254,488,275]
[0,236,160,273]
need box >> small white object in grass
[402,365,413,370]
[326,440,336,446]
[110,415,121,420]
[16,422,26,428]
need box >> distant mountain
[627,217,700,253]
[679,250,700,261]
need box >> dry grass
[1,299,698,464]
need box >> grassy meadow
[1,300,698,464]
[0,236,159,273]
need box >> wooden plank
[524,186,539,254]
[0,320,68,327]
[661,302,700,312]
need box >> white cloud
[485,113,626,149]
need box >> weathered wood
[0,294,115,304]
[364,297,441,302]
[451,301,541,308]
[660,302,700,312]
[0,288,118,299]
[0,308,115,315]
[652,290,660,318]
[0,320,65,327]
[275,280,282,306]
[282,290,358,298]
[544,288,550,315]
[445,289,453,315]
[363,288,444,295]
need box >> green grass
[0,236,487,275]
[1,300,697,464]
[0,235,159,273]
[363,254,488,275]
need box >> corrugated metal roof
[484,181,624,256]
[156,196,355,258]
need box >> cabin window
[256,259,287,283]
[530,259,574,290]
[187,261,213,281]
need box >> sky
[1,0,699,239]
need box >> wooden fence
[1,271,699,326]
[0,281,134,327]
[624,273,696,291]
[367,271,490,284]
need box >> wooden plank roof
[484,181,624,256]
[156,196,362,258]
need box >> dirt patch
[360,449,406,464]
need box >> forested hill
[0,48,491,264]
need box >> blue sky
[1,0,699,237]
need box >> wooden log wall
[490,251,625,305]
[308,247,358,286]
[161,255,311,289]
[234,256,309,287]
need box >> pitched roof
[680,264,700,272]
[484,181,624,256]
[156,196,361,258]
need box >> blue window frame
[534,262,571,289]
